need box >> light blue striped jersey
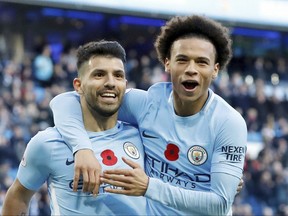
[17,122,147,215]
[119,82,247,215]
[50,82,247,215]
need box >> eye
[93,72,104,77]
[196,59,209,65]
[114,72,125,79]
[176,58,187,63]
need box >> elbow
[206,196,231,216]
[210,197,232,215]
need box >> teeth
[102,93,116,97]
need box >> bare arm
[2,179,35,215]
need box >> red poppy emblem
[101,149,118,166]
[164,143,179,161]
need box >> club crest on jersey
[123,142,140,159]
[187,145,207,165]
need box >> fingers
[102,158,140,175]
[103,168,132,176]
[73,169,80,192]
[87,169,96,193]
[122,157,141,169]
[101,175,135,196]
[82,170,89,192]
[240,178,244,185]
[104,187,129,195]
[73,149,102,194]
[101,175,130,195]
[101,173,147,196]
[236,178,244,194]
[93,170,101,196]
[102,173,132,184]
[103,177,130,188]
[74,167,101,194]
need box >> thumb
[122,157,140,169]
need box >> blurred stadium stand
[0,1,287,215]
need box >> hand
[236,177,244,194]
[101,157,149,196]
[74,149,102,195]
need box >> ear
[164,58,171,74]
[212,63,220,80]
[73,78,82,94]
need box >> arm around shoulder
[49,91,92,153]
[50,92,101,195]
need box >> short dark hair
[154,15,232,70]
[77,40,126,71]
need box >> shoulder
[23,127,64,166]
[147,82,172,94]
[146,82,172,103]
[212,93,247,128]
[125,82,172,98]
[120,121,139,133]
[32,127,62,141]
[28,127,64,150]
[50,91,80,106]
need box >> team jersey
[17,122,146,215]
[50,82,247,215]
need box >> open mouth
[182,80,199,90]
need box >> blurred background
[0,0,287,215]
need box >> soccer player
[2,40,146,215]
[49,15,247,215]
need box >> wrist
[143,176,150,196]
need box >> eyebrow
[175,54,210,61]
[90,69,125,75]
[175,54,188,59]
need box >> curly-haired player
[50,15,247,215]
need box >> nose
[104,74,115,89]
[185,61,198,75]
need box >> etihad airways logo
[146,154,210,189]
[69,179,123,194]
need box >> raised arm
[49,91,101,195]
[2,179,35,215]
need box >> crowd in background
[0,21,288,216]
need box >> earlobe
[212,63,220,79]
[73,78,82,93]
[164,58,170,73]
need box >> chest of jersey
[50,131,144,192]
[47,132,146,214]
[140,102,215,191]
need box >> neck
[173,91,209,116]
[80,98,118,132]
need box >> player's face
[78,56,127,117]
[165,37,219,115]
